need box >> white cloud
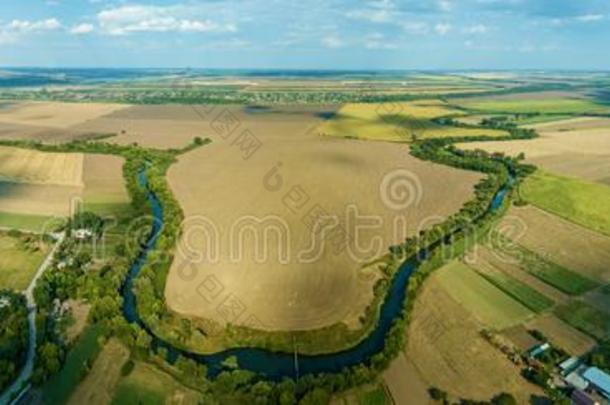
[434,23,452,35]
[364,33,398,49]
[438,0,452,12]
[8,18,61,33]
[576,14,604,22]
[346,0,396,23]
[97,5,237,35]
[0,18,61,44]
[463,24,488,34]
[402,21,430,35]
[70,23,94,35]
[321,35,344,48]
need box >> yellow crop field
[317,101,507,142]
[0,146,83,186]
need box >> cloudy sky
[1,0,609,69]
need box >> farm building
[559,357,581,376]
[571,389,603,405]
[565,369,590,391]
[528,342,550,358]
[72,228,93,240]
[582,367,610,399]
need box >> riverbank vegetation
[0,136,208,389]
[0,290,29,392]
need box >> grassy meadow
[457,96,610,115]
[0,211,62,232]
[521,170,610,236]
[41,325,104,405]
[112,362,202,405]
[66,339,130,405]
[0,231,50,290]
[554,301,610,340]
[435,261,533,329]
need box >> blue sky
[0,0,609,69]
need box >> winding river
[122,169,511,380]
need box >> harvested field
[435,261,533,329]
[0,182,81,217]
[525,116,610,132]
[501,325,540,352]
[77,104,335,149]
[0,146,83,186]
[65,300,92,343]
[68,339,130,405]
[520,171,610,237]
[383,353,430,405]
[82,154,129,214]
[498,206,610,282]
[165,106,484,331]
[318,101,507,142]
[526,314,597,357]
[0,101,127,128]
[0,101,128,143]
[457,117,610,184]
[454,93,609,114]
[0,231,50,290]
[0,147,127,219]
[405,270,541,403]
[0,146,83,217]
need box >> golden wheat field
[0,146,127,219]
[317,101,508,142]
[164,105,483,331]
[0,101,131,144]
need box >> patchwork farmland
[0,69,609,405]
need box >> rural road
[0,232,65,405]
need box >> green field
[491,233,599,295]
[0,211,63,233]
[458,96,610,115]
[436,261,533,329]
[112,362,202,405]
[521,171,610,237]
[41,325,103,405]
[83,202,132,217]
[478,270,554,313]
[0,232,49,290]
[554,301,610,340]
[358,387,390,405]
